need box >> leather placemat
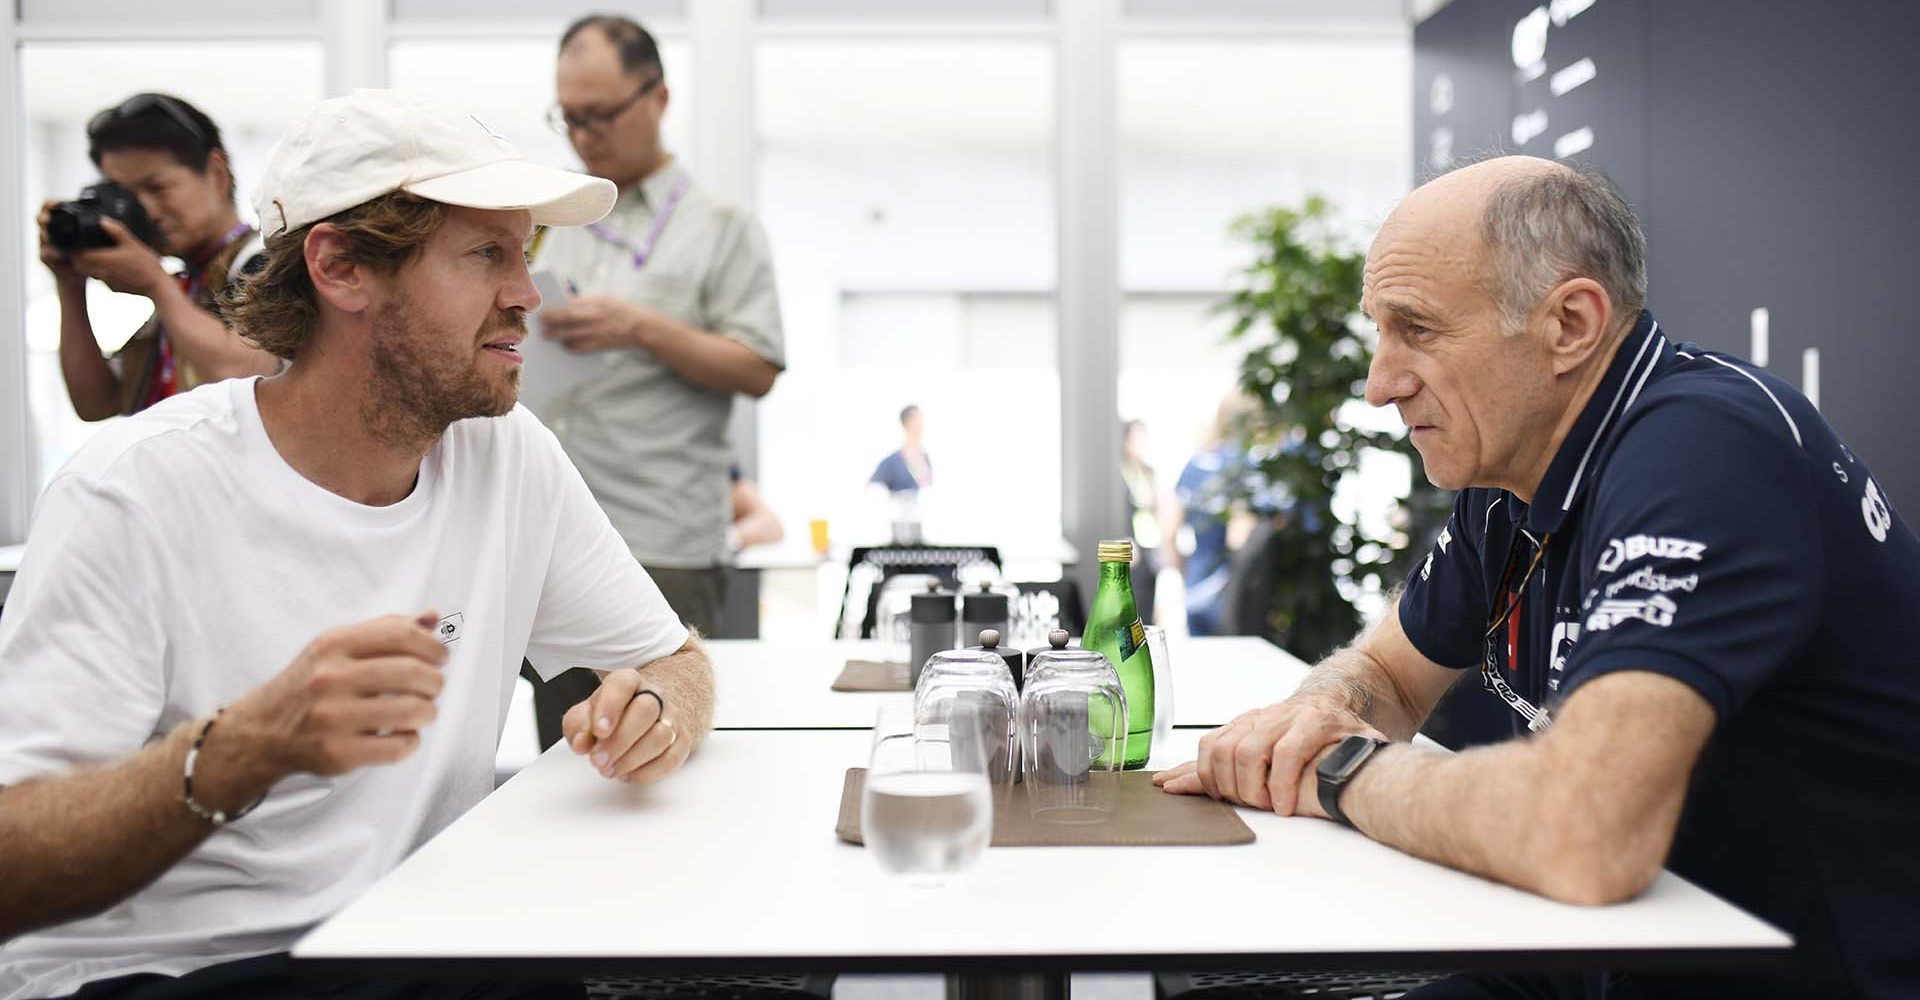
[832,659,911,692]
[834,768,1255,847]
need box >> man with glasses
[528,13,785,750]
[1157,156,1920,999]
[37,93,278,420]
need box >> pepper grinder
[908,581,957,687]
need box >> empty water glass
[861,723,992,884]
[915,649,1019,785]
[1020,634,1127,824]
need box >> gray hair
[1481,164,1647,335]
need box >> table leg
[945,972,1070,1000]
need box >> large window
[1117,37,1413,631]
[18,41,325,488]
[754,40,1060,558]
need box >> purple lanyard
[584,174,691,271]
[182,221,256,302]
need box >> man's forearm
[1339,673,1702,906]
[0,719,276,942]
[1338,742,1568,897]
[636,641,717,745]
[1292,643,1429,743]
[55,284,119,421]
[636,314,777,397]
[148,285,276,380]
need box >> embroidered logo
[436,612,466,645]
[1596,535,1706,573]
[1584,594,1678,632]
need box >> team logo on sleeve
[1595,535,1706,573]
[1421,523,1454,582]
[1863,478,1891,543]
[1585,594,1678,632]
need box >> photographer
[37,93,276,420]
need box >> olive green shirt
[536,161,784,567]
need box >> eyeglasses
[546,75,662,138]
[88,93,211,150]
[1480,529,1555,732]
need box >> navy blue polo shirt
[1400,312,1920,999]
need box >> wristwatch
[1316,735,1390,828]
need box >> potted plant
[1217,196,1448,660]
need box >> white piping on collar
[1560,323,1664,513]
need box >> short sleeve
[1397,490,1493,670]
[0,476,171,786]
[704,212,785,369]
[1560,399,1822,719]
[521,417,690,679]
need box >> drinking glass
[915,649,1019,785]
[1143,625,1175,758]
[1020,645,1127,824]
[861,722,992,884]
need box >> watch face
[1321,735,1378,783]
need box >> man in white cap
[0,89,706,999]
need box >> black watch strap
[1317,736,1389,828]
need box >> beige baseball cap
[254,88,615,236]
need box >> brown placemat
[832,659,911,692]
[834,768,1255,847]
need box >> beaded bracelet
[182,709,264,827]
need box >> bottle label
[1116,618,1146,660]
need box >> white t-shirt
[0,378,689,999]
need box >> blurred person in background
[1168,392,1266,635]
[38,93,277,420]
[728,464,784,555]
[530,13,786,746]
[870,403,933,496]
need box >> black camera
[46,182,161,254]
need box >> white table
[295,727,1789,979]
[708,637,1310,731]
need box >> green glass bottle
[1083,539,1154,769]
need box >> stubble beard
[363,291,524,450]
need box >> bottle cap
[1097,539,1133,563]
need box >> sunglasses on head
[88,93,211,150]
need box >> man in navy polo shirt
[1155,155,1920,999]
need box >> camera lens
[46,204,90,254]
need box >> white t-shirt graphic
[0,378,688,999]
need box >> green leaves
[1216,197,1445,660]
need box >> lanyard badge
[1481,531,1555,733]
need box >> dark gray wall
[1415,0,1920,506]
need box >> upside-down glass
[914,649,1020,785]
[1020,642,1128,823]
[861,716,992,884]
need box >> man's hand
[1153,698,1388,816]
[36,199,83,287]
[69,218,170,299]
[220,611,448,787]
[543,295,662,354]
[564,667,691,786]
